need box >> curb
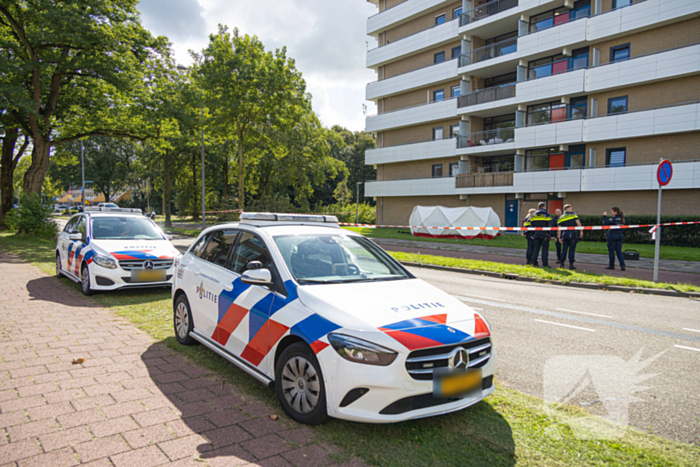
[399,261,696,299]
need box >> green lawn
[2,231,698,466]
[344,227,700,262]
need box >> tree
[198,26,309,210]
[0,126,29,224]
[333,179,352,206]
[0,0,167,195]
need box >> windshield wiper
[297,279,339,284]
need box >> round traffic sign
[657,160,673,186]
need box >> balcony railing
[457,82,515,108]
[461,37,518,67]
[457,128,515,148]
[456,171,514,188]
[460,0,518,26]
[370,16,459,52]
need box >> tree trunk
[0,128,19,225]
[162,152,172,228]
[222,150,229,204]
[22,135,51,195]
[238,136,245,211]
[191,151,199,221]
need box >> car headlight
[327,333,397,366]
[93,255,117,269]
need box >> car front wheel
[80,264,92,296]
[56,253,64,278]
[275,343,328,425]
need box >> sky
[136,0,378,132]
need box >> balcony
[365,137,458,165]
[456,171,514,188]
[460,37,518,67]
[457,82,516,109]
[365,176,456,198]
[457,128,516,149]
[366,0,453,36]
[365,97,458,133]
[366,58,459,100]
[367,16,459,68]
[459,0,518,26]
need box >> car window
[230,232,272,274]
[64,217,78,233]
[90,217,164,240]
[190,234,210,258]
[200,230,239,267]
[75,217,86,239]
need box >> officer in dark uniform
[552,208,562,264]
[522,208,536,265]
[530,202,553,267]
[603,207,626,271]
[557,204,583,270]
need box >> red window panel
[554,12,569,25]
[549,154,565,171]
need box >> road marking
[455,294,506,302]
[682,328,700,333]
[674,345,700,353]
[534,319,596,332]
[556,308,613,319]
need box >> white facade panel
[366,98,458,132]
[366,59,458,100]
[367,0,453,36]
[516,70,586,105]
[365,138,457,165]
[365,177,455,198]
[367,18,459,68]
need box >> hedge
[574,215,700,247]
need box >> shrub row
[575,215,700,247]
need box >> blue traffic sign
[657,160,673,186]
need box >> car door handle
[222,283,233,291]
[193,269,200,276]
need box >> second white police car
[56,208,181,295]
[173,213,495,424]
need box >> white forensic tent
[409,206,501,239]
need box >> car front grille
[119,259,173,271]
[405,337,492,381]
[122,275,172,284]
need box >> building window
[432,164,443,177]
[433,127,444,140]
[433,89,444,102]
[610,43,630,63]
[450,162,459,176]
[527,101,567,125]
[450,124,459,137]
[482,155,515,173]
[451,85,461,98]
[569,96,588,120]
[484,72,518,88]
[606,148,626,167]
[528,54,567,80]
[608,96,628,114]
[435,14,446,25]
[570,47,589,70]
[434,51,445,64]
[453,7,462,18]
[451,46,461,59]
[613,0,632,8]
[567,144,586,168]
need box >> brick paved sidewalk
[0,252,362,467]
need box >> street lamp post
[81,140,85,207]
[177,65,206,230]
[356,182,363,224]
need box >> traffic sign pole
[653,159,673,283]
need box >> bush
[577,215,700,247]
[5,194,59,239]
[314,202,376,224]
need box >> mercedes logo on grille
[143,261,154,270]
[448,347,469,370]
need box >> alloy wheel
[175,302,189,339]
[281,356,320,414]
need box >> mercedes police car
[172,213,495,425]
[56,207,181,295]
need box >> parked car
[56,207,180,295]
[97,202,119,209]
[172,213,495,425]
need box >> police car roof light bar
[84,207,143,214]
[240,212,339,224]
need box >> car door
[69,216,88,277]
[58,216,77,271]
[192,229,240,340]
[180,232,211,328]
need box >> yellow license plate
[434,369,482,398]
[132,269,166,283]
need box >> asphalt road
[407,266,700,444]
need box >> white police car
[56,208,181,295]
[172,213,495,424]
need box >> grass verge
[388,251,700,293]
[345,227,700,262]
[1,231,698,466]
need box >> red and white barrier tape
[338,221,700,232]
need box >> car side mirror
[241,268,272,286]
[68,232,82,241]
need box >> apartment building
[363,0,700,226]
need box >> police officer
[552,208,563,264]
[522,208,536,265]
[603,207,626,271]
[557,204,583,270]
[530,202,553,268]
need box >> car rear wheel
[56,253,64,278]
[174,295,196,346]
[80,264,92,296]
[275,343,328,425]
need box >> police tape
[337,221,700,232]
[203,209,243,214]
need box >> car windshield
[91,216,164,240]
[273,234,410,284]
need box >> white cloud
[137,0,377,131]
